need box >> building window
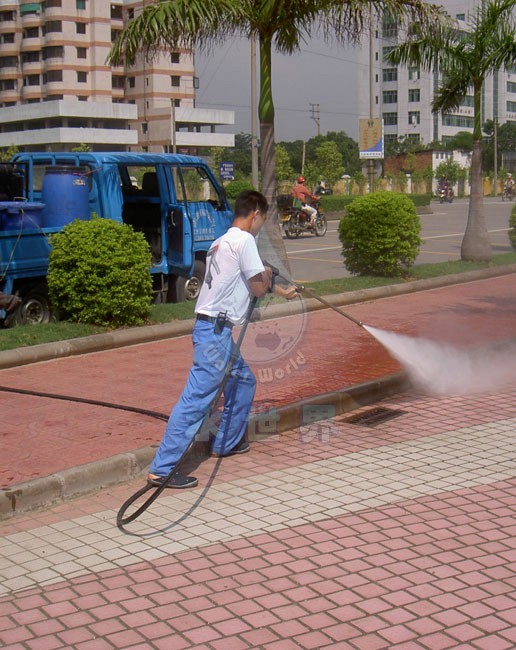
[382,68,397,82]
[406,133,420,143]
[128,77,135,88]
[22,51,41,64]
[456,13,465,20]
[171,52,180,64]
[408,89,420,102]
[383,112,398,125]
[507,81,516,93]
[2,33,15,44]
[172,98,181,107]
[171,75,180,87]
[408,67,420,81]
[77,71,88,83]
[24,74,40,86]
[112,75,125,89]
[42,46,64,60]
[382,11,398,38]
[24,27,40,38]
[111,4,123,20]
[382,46,395,59]
[44,22,63,34]
[442,114,474,127]
[507,101,516,112]
[0,79,16,91]
[43,70,63,83]
[0,56,18,68]
[142,122,148,134]
[460,95,474,107]
[111,29,121,43]
[45,0,62,7]
[77,47,87,59]
[76,0,86,8]
[78,95,88,101]
[408,111,420,125]
[383,90,397,104]
[0,10,16,21]
[76,22,87,34]
[127,8,134,19]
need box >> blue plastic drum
[41,166,90,228]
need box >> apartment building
[0,0,234,152]
[357,0,516,152]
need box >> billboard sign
[359,118,384,159]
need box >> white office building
[357,0,516,152]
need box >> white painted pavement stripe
[0,418,514,595]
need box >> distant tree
[434,159,463,185]
[0,145,19,162]
[313,141,345,187]
[71,143,92,152]
[275,144,294,181]
[446,131,474,151]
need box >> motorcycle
[280,199,327,238]
[502,185,513,202]
[437,186,454,203]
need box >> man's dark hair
[234,189,268,218]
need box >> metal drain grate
[340,407,406,427]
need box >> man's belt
[196,313,234,330]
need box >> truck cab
[0,152,233,324]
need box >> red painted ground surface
[1,274,515,487]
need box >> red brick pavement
[1,274,516,487]
[0,384,514,650]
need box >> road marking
[423,228,509,241]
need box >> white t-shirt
[196,227,265,325]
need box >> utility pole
[250,34,259,190]
[493,117,498,197]
[309,103,320,136]
[368,6,375,194]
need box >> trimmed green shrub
[48,218,153,327]
[319,195,357,212]
[338,192,422,277]
[224,178,255,200]
[510,203,516,249]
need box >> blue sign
[219,161,234,180]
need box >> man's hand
[274,284,299,300]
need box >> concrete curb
[1,264,515,370]
[0,372,407,520]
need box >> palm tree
[108,0,443,268]
[386,0,516,261]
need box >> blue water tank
[41,166,90,228]
[0,201,45,231]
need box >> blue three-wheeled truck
[0,152,234,325]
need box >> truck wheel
[20,284,53,325]
[174,260,206,302]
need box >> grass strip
[1,252,515,352]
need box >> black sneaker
[148,473,198,489]
[211,440,250,457]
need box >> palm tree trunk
[461,83,491,261]
[258,34,291,275]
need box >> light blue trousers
[149,319,256,476]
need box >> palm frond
[432,74,470,114]
[108,0,246,64]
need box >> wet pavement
[0,273,515,649]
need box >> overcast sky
[195,37,364,143]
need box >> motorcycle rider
[504,173,514,199]
[291,176,318,227]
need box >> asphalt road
[284,197,514,283]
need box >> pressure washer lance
[116,266,279,529]
[272,266,364,329]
